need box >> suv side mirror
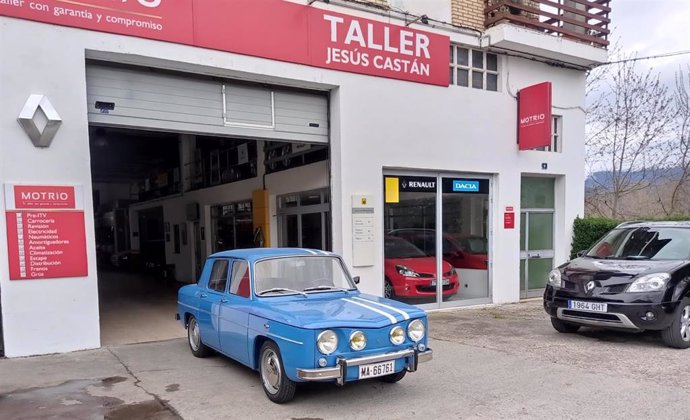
[576,250,587,258]
[353,276,360,284]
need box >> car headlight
[396,265,420,278]
[626,273,670,293]
[407,319,425,342]
[547,269,562,288]
[317,330,338,355]
[389,326,405,345]
[349,331,367,351]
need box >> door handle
[220,298,228,303]
[200,293,208,298]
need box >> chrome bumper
[297,348,433,386]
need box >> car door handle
[200,293,208,298]
[220,298,228,303]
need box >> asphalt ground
[1,300,688,420]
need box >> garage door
[85,64,329,144]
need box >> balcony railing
[485,0,611,48]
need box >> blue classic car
[177,248,433,403]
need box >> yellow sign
[385,177,400,203]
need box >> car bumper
[544,288,680,330]
[296,347,433,386]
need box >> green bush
[570,215,690,259]
[570,217,620,259]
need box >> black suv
[544,221,690,348]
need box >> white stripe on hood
[342,298,397,324]
[353,296,410,320]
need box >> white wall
[0,12,587,356]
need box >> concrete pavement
[1,300,688,419]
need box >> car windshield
[254,256,356,296]
[457,237,488,254]
[385,237,426,259]
[586,227,690,260]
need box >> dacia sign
[452,180,480,192]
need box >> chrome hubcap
[261,349,281,394]
[189,319,200,351]
[681,306,690,342]
[384,282,392,298]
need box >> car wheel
[187,316,211,358]
[661,298,690,349]
[379,369,407,383]
[260,341,296,404]
[384,279,395,299]
[550,317,581,333]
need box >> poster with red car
[4,184,88,280]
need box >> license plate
[358,360,396,379]
[568,300,608,312]
[430,279,450,286]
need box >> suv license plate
[568,300,607,313]
[358,360,396,379]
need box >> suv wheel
[661,298,690,349]
[550,317,581,333]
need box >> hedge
[570,215,690,259]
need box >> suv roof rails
[616,220,646,227]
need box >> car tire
[379,369,407,383]
[550,317,581,333]
[384,279,395,299]
[187,316,211,358]
[260,341,296,404]
[661,298,690,349]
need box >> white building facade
[0,0,609,357]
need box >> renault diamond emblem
[17,94,62,148]
[585,281,596,292]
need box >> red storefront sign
[504,212,515,229]
[4,185,88,280]
[0,0,449,86]
[518,82,552,150]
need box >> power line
[601,50,690,66]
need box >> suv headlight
[317,330,338,354]
[547,269,562,288]
[349,331,367,351]
[626,273,670,293]
[396,265,420,278]
[407,319,425,342]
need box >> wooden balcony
[485,0,611,48]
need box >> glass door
[520,210,554,298]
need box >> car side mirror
[576,250,587,258]
[353,276,360,284]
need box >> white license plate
[430,279,450,286]
[568,300,608,312]
[358,360,396,379]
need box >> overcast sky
[610,0,690,82]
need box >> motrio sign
[517,82,553,150]
[0,0,450,86]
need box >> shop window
[449,45,499,92]
[536,116,562,152]
[211,201,254,252]
[190,136,257,190]
[277,189,331,251]
[264,141,328,174]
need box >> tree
[585,55,674,218]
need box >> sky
[610,0,690,84]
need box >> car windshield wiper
[257,288,308,297]
[303,285,350,293]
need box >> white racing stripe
[353,296,410,320]
[342,298,398,324]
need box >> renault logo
[17,94,62,148]
[585,281,596,292]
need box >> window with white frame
[449,45,499,91]
[536,115,562,152]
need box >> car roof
[208,247,334,263]
[616,221,690,229]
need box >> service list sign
[4,185,88,280]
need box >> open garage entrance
[86,63,331,346]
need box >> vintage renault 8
[177,248,433,403]
[544,221,690,349]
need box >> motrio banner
[0,0,450,86]
[517,82,553,150]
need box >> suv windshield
[587,227,690,260]
[254,256,356,296]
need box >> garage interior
[86,63,331,346]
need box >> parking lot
[1,300,689,419]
